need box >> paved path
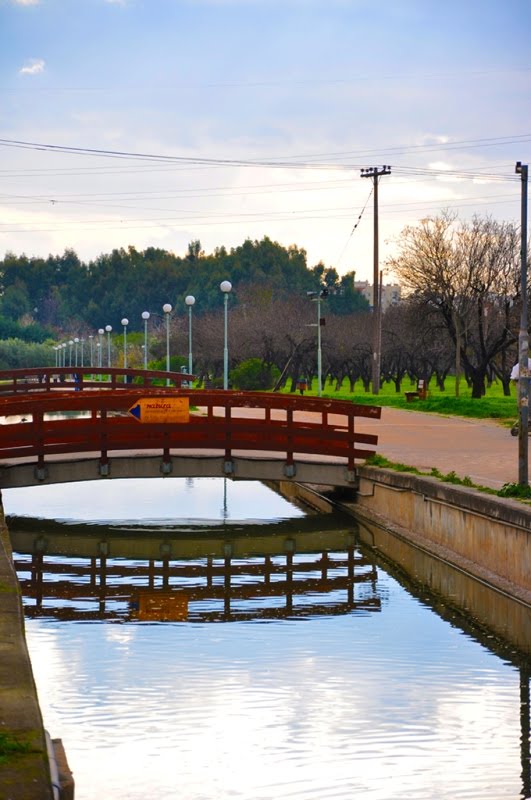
[362,407,526,490]
[224,404,527,490]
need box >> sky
[1,0,530,283]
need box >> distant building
[354,280,401,311]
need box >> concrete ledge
[358,465,531,531]
[353,466,531,600]
[0,511,54,800]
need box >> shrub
[230,358,280,391]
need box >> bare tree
[388,212,522,398]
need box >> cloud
[19,58,45,75]
[12,0,40,5]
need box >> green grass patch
[282,375,518,424]
[0,732,34,765]
[365,455,531,503]
[497,482,531,500]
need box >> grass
[365,454,531,503]
[0,732,34,765]
[285,375,518,425]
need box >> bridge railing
[0,367,193,393]
[0,386,381,476]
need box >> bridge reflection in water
[8,508,531,799]
[10,521,380,623]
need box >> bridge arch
[0,368,381,489]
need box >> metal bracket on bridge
[33,465,48,482]
[223,460,234,475]
[283,463,297,478]
[160,460,173,475]
[99,462,110,477]
[345,469,357,484]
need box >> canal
[3,477,530,800]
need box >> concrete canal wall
[0,507,55,800]
[353,466,531,602]
[287,466,531,654]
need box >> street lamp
[88,335,94,368]
[68,340,74,367]
[307,287,328,397]
[98,329,104,370]
[184,295,195,380]
[141,311,150,370]
[62,343,67,367]
[220,281,232,390]
[105,325,112,369]
[74,337,79,367]
[121,318,129,370]
[163,303,172,386]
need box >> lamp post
[105,325,112,369]
[121,318,129,370]
[98,329,104,371]
[62,343,67,367]
[220,281,232,390]
[89,335,94,368]
[74,337,79,367]
[141,311,150,370]
[163,303,172,386]
[185,295,195,380]
[307,288,328,397]
[68,340,74,367]
[80,337,85,367]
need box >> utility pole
[516,161,529,487]
[361,165,391,394]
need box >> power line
[2,65,530,93]
[336,186,374,267]
[0,193,520,232]
[0,136,528,176]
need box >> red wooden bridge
[0,367,381,488]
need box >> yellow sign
[128,397,189,423]
[132,591,188,621]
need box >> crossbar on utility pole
[516,161,529,487]
[361,165,391,394]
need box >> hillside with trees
[0,236,366,333]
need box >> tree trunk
[471,371,486,398]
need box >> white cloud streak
[19,58,46,75]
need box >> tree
[388,212,523,398]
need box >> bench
[405,379,427,402]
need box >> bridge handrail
[0,388,381,473]
[0,367,193,393]
[0,387,381,419]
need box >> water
[4,478,530,800]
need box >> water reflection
[3,478,531,800]
[11,524,380,623]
